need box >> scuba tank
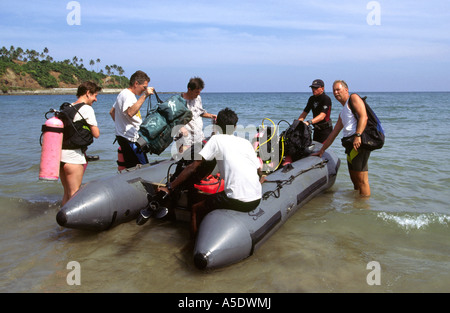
[39,113,64,181]
[253,118,280,174]
[117,147,126,172]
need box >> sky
[1,0,449,92]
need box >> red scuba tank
[117,147,126,171]
[39,116,64,181]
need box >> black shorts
[347,148,371,172]
[116,136,148,168]
[313,127,332,143]
[205,191,261,213]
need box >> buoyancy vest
[58,102,93,150]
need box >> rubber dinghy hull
[193,147,340,269]
[57,142,340,269]
[56,159,174,231]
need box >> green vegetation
[0,46,129,93]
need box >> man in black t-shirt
[298,79,333,143]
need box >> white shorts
[61,149,86,164]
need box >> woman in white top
[60,82,101,206]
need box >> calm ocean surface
[0,92,449,293]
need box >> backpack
[279,120,313,162]
[57,102,93,150]
[346,94,385,151]
[137,93,193,155]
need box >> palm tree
[8,45,15,58]
[28,49,39,61]
[42,47,49,60]
[118,66,125,85]
[0,46,8,57]
[13,47,24,60]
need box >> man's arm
[307,112,326,125]
[350,94,368,150]
[298,111,308,121]
[350,94,368,136]
[313,117,343,157]
[109,107,115,121]
[159,160,203,193]
[201,112,217,119]
[126,87,154,118]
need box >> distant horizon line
[201,90,450,93]
[2,88,449,96]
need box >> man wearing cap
[298,79,333,143]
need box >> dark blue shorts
[116,136,148,168]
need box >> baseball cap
[309,79,324,88]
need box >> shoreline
[0,88,123,96]
[3,89,447,96]
[1,88,181,96]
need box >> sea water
[0,92,449,293]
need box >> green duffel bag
[157,94,192,124]
[145,124,173,155]
[139,110,168,141]
[137,92,193,155]
[137,110,171,155]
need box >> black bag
[344,94,385,151]
[280,120,313,161]
[57,102,93,150]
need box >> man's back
[200,134,261,202]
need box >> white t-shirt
[72,103,97,126]
[112,88,143,142]
[339,100,358,137]
[182,95,206,145]
[60,103,97,164]
[199,134,262,202]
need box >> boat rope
[262,159,329,200]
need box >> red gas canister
[194,174,225,194]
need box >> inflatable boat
[57,142,340,269]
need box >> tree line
[0,46,125,76]
[0,46,129,91]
